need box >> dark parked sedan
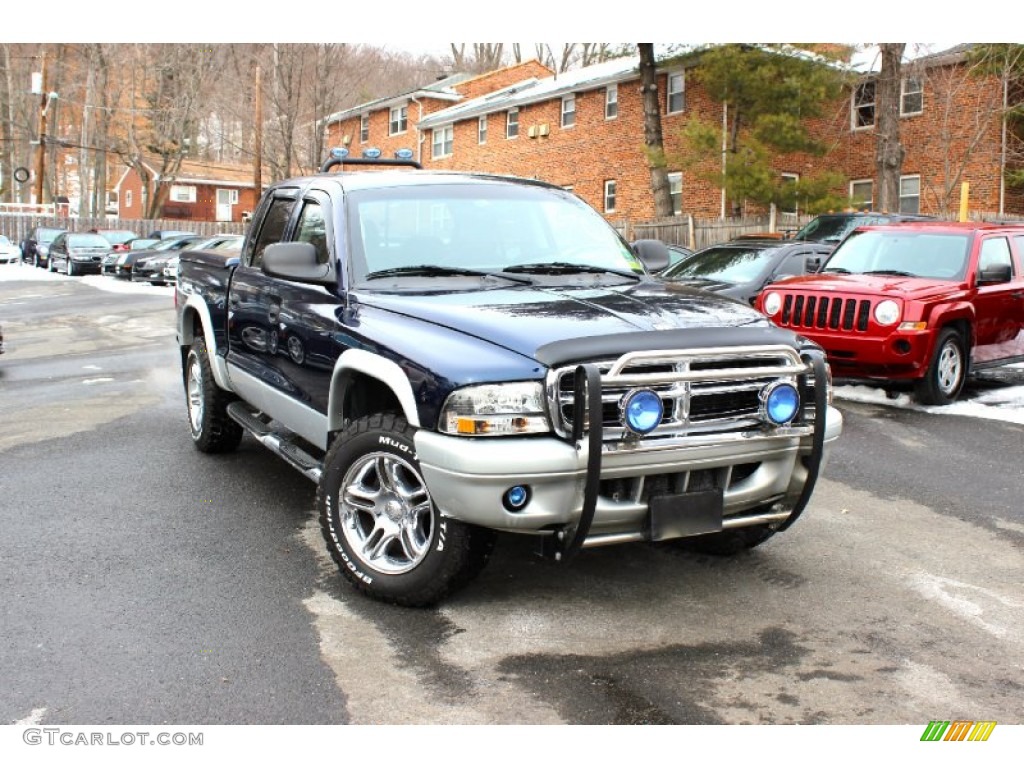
[46,232,112,276]
[660,238,833,305]
[20,226,66,268]
[133,233,243,285]
[113,235,203,280]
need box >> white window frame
[389,104,408,136]
[849,179,873,210]
[432,124,454,159]
[666,72,685,114]
[604,180,617,213]
[124,190,132,208]
[899,175,921,214]
[478,115,487,144]
[506,107,519,139]
[169,184,196,203]
[852,80,876,130]
[668,172,682,215]
[605,84,618,120]
[561,94,576,128]
[360,113,370,143]
[228,189,239,205]
[901,77,923,116]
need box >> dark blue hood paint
[357,280,767,361]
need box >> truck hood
[770,273,966,301]
[358,280,768,360]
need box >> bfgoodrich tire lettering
[317,414,495,607]
[915,328,966,406]
[185,337,243,453]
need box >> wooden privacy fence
[0,214,247,245]
[618,213,815,250]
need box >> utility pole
[253,63,262,203]
[33,52,48,207]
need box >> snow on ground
[4,260,1024,426]
[0,260,173,296]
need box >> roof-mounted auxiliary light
[395,148,414,160]
[362,147,382,159]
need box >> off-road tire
[914,327,966,406]
[317,413,495,607]
[184,337,243,453]
[675,523,776,556]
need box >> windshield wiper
[364,264,532,284]
[503,261,640,280]
[821,267,851,274]
[863,269,915,277]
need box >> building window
[604,180,617,213]
[432,125,454,159]
[901,77,923,115]
[389,104,407,135]
[780,172,799,216]
[360,114,369,143]
[605,84,618,119]
[170,184,196,203]
[668,172,682,215]
[853,80,876,129]
[850,179,873,210]
[899,175,921,214]
[125,190,132,208]
[478,115,487,144]
[228,189,239,205]
[561,94,576,128]
[506,107,519,139]
[667,72,685,114]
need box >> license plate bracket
[649,489,724,541]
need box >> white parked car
[0,235,23,264]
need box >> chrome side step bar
[226,402,323,484]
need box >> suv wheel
[915,328,966,405]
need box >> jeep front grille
[779,293,874,332]
[546,345,812,443]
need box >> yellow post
[959,181,970,222]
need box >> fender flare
[925,302,975,359]
[329,349,421,432]
[178,296,231,390]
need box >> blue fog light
[362,147,382,159]
[503,485,530,511]
[762,383,800,425]
[329,147,350,160]
[395,148,414,160]
[621,389,664,435]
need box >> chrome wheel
[935,339,963,396]
[187,355,204,434]
[287,336,304,365]
[339,452,433,575]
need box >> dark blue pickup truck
[175,152,843,606]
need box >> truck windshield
[347,183,643,283]
[821,230,970,280]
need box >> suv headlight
[762,291,782,316]
[439,382,550,436]
[873,299,901,326]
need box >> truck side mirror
[632,239,670,273]
[262,242,335,285]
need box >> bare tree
[875,43,906,212]
[638,44,673,218]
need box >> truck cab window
[249,198,296,268]
[295,201,329,265]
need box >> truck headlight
[440,382,550,436]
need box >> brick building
[114,158,263,223]
[324,45,1024,225]
[323,61,554,166]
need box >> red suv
[756,221,1024,404]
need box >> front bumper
[416,404,842,541]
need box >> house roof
[418,55,646,130]
[322,72,471,126]
[118,157,264,189]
